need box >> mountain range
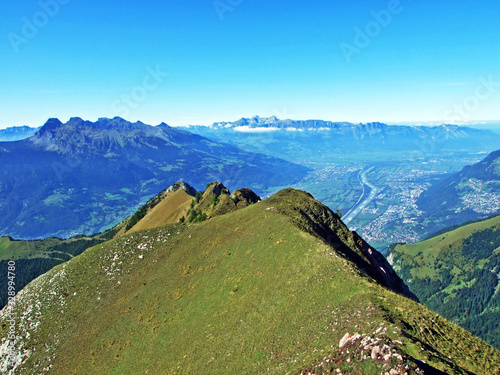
[0,117,308,239]
[180,116,500,249]
[2,116,499,247]
[417,149,500,230]
[4,117,499,161]
[1,183,499,374]
[0,126,39,142]
[209,116,498,136]
[182,116,500,160]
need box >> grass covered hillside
[120,181,197,235]
[0,234,113,310]
[387,215,500,349]
[1,189,499,374]
[0,180,260,313]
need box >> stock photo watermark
[111,65,169,119]
[213,0,243,21]
[7,0,71,54]
[340,0,410,63]
[5,260,17,368]
[443,75,500,123]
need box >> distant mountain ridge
[209,115,352,129]
[0,117,308,239]
[417,148,500,229]
[30,117,193,153]
[182,116,500,157]
[0,125,40,141]
[207,115,497,137]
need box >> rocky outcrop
[165,181,197,197]
[231,188,261,207]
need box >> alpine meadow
[1,1,500,374]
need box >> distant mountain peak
[46,117,62,123]
[43,117,63,127]
[37,118,63,135]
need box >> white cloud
[233,126,279,133]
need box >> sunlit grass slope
[1,189,499,374]
[127,188,193,234]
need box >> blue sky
[1,0,499,128]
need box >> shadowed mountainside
[0,117,308,239]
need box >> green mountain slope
[0,233,114,310]
[0,181,253,312]
[1,189,499,374]
[120,181,197,235]
[387,215,500,349]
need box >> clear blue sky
[1,0,499,128]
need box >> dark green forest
[390,224,500,349]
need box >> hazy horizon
[2,116,500,131]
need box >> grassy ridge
[126,188,193,233]
[1,191,499,374]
